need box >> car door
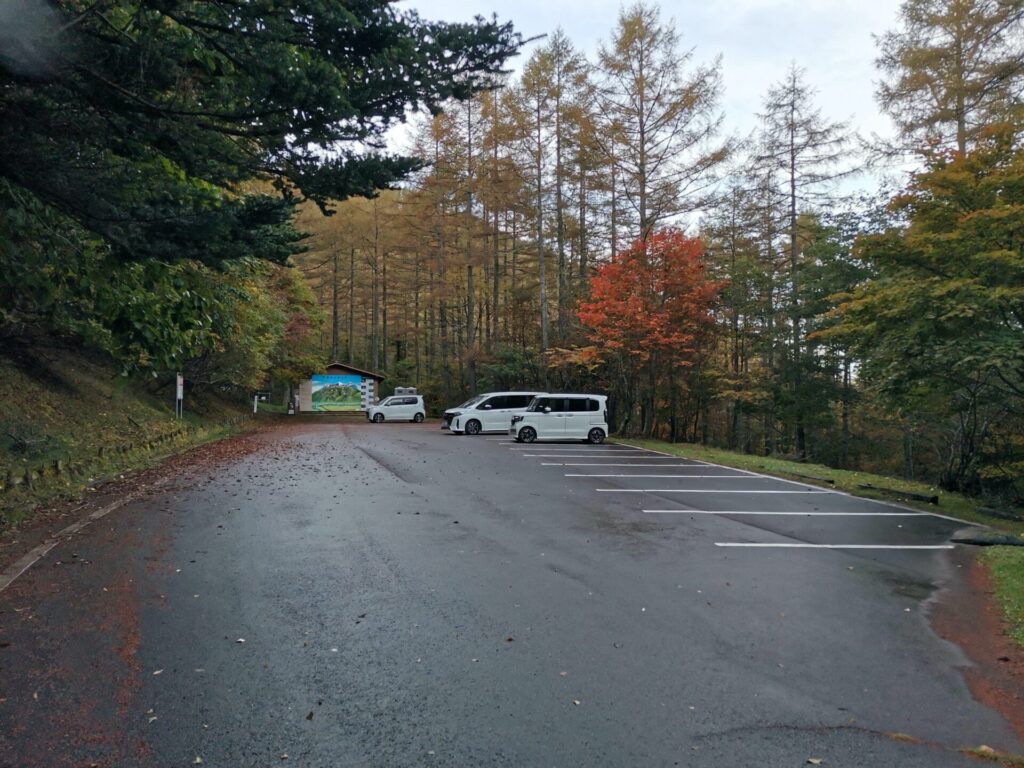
[480,395,509,431]
[490,395,514,431]
[399,397,417,419]
[536,397,568,439]
[563,397,590,438]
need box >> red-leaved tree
[577,229,724,436]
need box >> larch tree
[540,30,593,341]
[515,49,557,351]
[754,64,856,458]
[596,1,729,244]
[876,0,1024,154]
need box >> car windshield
[525,397,543,412]
[379,397,394,406]
[456,395,484,409]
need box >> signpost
[175,373,184,419]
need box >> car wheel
[373,413,384,423]
[413,413,424,423]
[587,428,605,444]
[519,426,537,443]
[465,419,482,436]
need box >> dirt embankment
[933,547,1024,742]
[0,349,251,525]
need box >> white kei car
[510,394,609,444]
[448,391,546,435]
[366,395,426,423]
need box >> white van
[366,395,426,423]
[448,391,547,435]
[510,394,609,443]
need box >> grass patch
[0,349,251,524]
[257,401,287,414]
[615,438,1024,535]
[981,547,1024,647]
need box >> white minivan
[510,394,609,443]
[366,395,426,423]
[449,391,546,435]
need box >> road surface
[0,423,1017,767]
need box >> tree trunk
[466,100,477,393]
[840,355,850,468]
[536,99,549,351]
[331,249,339,360]
[789,98,806,459]
[381,251,388,370]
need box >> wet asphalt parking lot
[0,422,1017,767]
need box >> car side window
[588,399,600,412]
[567,398,588,412]
[488,396,508,409]
[548,398,569,413]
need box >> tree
[578,229,723,435]
[826,129,1024,496]
[597,2,728,243]
[0,0,522,267]
[515,50,555,351]
[542,31,592,341]
[876,0,1024,154]
[755,64,855,457]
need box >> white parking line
[507,447,642,451]
[644,509,930,516]
[596,489,831,494]
[523,454,701,459]
[614,444,983,527]
[714,543,955,550]
[542,462,709,467]
[567,474,755,479]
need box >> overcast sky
[399,0,903,147]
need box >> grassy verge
[981,547,1024,647]
[257,401,287,414]
[0,349,251,524]
[615,438,1024,535]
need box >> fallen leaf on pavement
[807,759,823,765]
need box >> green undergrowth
[257,401,288,414]
[0,349,251,524]
[616,438,1024,536]
[981,547,1024,648]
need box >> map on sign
[311,374,362,411]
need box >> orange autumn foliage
[577,230,724,367]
